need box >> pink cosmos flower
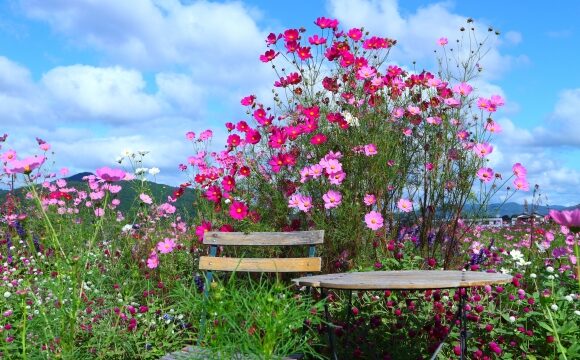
[549,209,580,233]
[363,194,376,206]
[227,134,241,147]
[185,131,195,140]
[229,200,248,220]
[221,176,236,192]
[328,171,346,185]
[297,195,313,213]
[204,185,222,203]
[364,211,384,230]
[96,167,126,182]
[452,82,473,96]
[357,65,376,79]
[426,116,442,125]
[403,128,412,136]
[513,178,530,191]
[4,156,46,174]
[407,105,421,115]
[364,144,378,156]
[438,37,448,46]
[39,143,51,151]
[397,198,413,213]
[476,167,494,183]
[308,34,327,45]
[1,149,17,162]
[392,107,404,118]
[94,208,105,217]
[323,190,342,209]
[308,164,324,178]
[425,163,434,171]
[444,98,461,108]
[322,159,342,174]
[157,238,177,254]
[199,130,213,141]
[147,253,159,269]
[512,163,527,178]
[490,95,505,107]
[288,194,302,208]
[158,203,176,216]
[485,121,503,133]
[473,143,493,158]
[140,193,153,204]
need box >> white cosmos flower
[149,167,160,175]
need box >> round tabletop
[292,270,512,290]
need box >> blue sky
[0,0,579,205]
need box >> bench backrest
[199,230,324,273]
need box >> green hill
[0,173,197,218]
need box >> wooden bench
[189,230,324,359]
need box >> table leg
[322,288,338,360]
[459,288,467,360]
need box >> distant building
[470,217,504,227]
[511,213,545,225]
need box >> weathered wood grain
[292,270,512,290]
[202,230,324,246]
[199,256,322,272]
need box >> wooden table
[292,270,512,360]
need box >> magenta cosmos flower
[96,167,127,182]
[229,200,248,220]
[549,209,580,233]
[364,211,384,230]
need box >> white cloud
[41,65,164,122]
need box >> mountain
[0,173,198,218]
[471,202,569,217]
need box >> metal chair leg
[322,288,338,360]
[459,288,467,360]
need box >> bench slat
[199,256,322,272]
[203,230,324,246]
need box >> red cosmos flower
[225,122,235,131]
[280,152,296,166]
[326,112,344,123]
[229,200,248,220]
[240,95,255,106]
[221,175,235,192]
[219,224,234,232]
[310,133,327,145]
[296,46,312,60]
[362,36,393,49]
[286,72,302,85]
[285,40,299,53]
[268,129,287,148]
[340,51,355,67]
[282,29,299,42]
[322,77,339,92]
[226,134,241,147]
[204,185,222,203]
[314,17,339,29]
[48,191,72,201]
[259,49,278,62]
[239,166,250,177]
[195,221,212,241]
[324,46,341,61]
[194,174,206,184]
[245,129,261,144]
[265,33,278,45]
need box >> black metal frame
[320,287,469,360]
